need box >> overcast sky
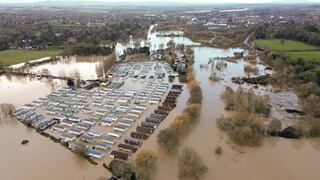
[0,0,319,3]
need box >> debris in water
[21,140,29,145]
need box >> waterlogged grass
[255,39,319,51]
[0,49,63,66]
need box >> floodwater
[29,56,103,80]
[142,45,320,180]
[0,75,63,106]
[0,75,110,180]
[2,25,320,180]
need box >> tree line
[254,22,320,46]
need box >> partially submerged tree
[134,149,157,180]
[157,128,179,154]
[178,147,208,180]
[135,149,157,170]
[0,103,15,118]
[217,112,265,147]
[221,86,271,117]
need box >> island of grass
[0,49,63,66]
[255,39,320,60]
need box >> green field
[0,49,63,66]
[255,39,319,51]
[255,39,320,61]
[285,51,320,61]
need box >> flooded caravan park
[1,25,320,180]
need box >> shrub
[134,149,157,180]
[135,149,157,170]
[183,104,202,120]
[244,64,259,76]
[108,160,136,180]
[0,103,15,118]
[294,120,311,137]
[157,128,179,154]
[254,95,271,117]
[215,146,223,155]
[188,81,203,104]
[217,112,265,147]
[302,94,320,117]
[178,147,208,180]
[267,119,282,134]
[221,86,271,117]
[170,113,192,135]
[296,82,319,99]
[229,126,263,146]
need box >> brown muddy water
[0,75,109,180]
[141,47,320,180]
[2,26,320,180]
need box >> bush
[178,147,208,180]
[170,113,192,135]
[221,86,271,117]
[229,126,263,146]
[108,160,136,180]
[267,119,282,134]
[183,104,202,120]
[217,112,265,147]
[134,149,157,180]
[294,120,311,137]
[254,95,271,117]
[157,128,179,154]
[187,68,203,104]
[302,94,320,117]
[135,149,157,170]
[215,146,223,155]
[0,103,15,118]
[244,64,259,76]
[187,81,203,104]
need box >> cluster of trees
[64,44,113,56]
[217,112,265,146]
[221,86,271,117]
[273,24,320,46]
[126,47,150,56]
[254,22,320,46]
[178,147,208,180]
[262,52,320,118]
[157,68,203,154]
[0,10,150,50]
[217,87,272,146]
[107,149,157,180]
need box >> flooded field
[1,25,320,180]
[144,46,320,180]
[28,56,105,80]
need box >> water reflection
[29,56,102,80]
[0,75,64,107]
